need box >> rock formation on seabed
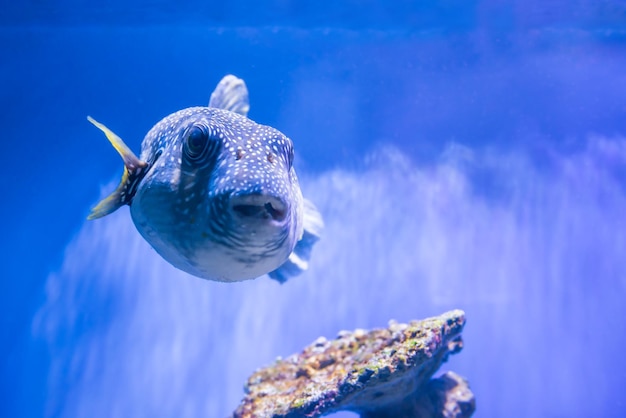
[231,310,475,418]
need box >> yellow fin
[87,170,132,220]
[87,116,147,220]
[87,116,146,171]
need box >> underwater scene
[2,1,626,417]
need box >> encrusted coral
[232,310,473,418]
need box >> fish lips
[229,193,289,225]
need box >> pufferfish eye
[184,125,219,162]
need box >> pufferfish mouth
[229,194,287,222]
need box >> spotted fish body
[88,75,322,283]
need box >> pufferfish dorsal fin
[87,116,148,220]
[208,74,250,117]
[268,198,325,283]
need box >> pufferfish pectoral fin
[268,198,325,284]
[208,74,250,117]
[86,116,148,220]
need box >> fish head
[131,107,304,281]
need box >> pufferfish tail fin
[208,74,250,117]
[86,116,148,220]
[268,198,324,284]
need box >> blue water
[2,2,626,417]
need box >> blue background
[2,1,626,417]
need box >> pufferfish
[88,75,323,283]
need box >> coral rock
[232,310,473,418]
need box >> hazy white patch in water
[36,137,626,417]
